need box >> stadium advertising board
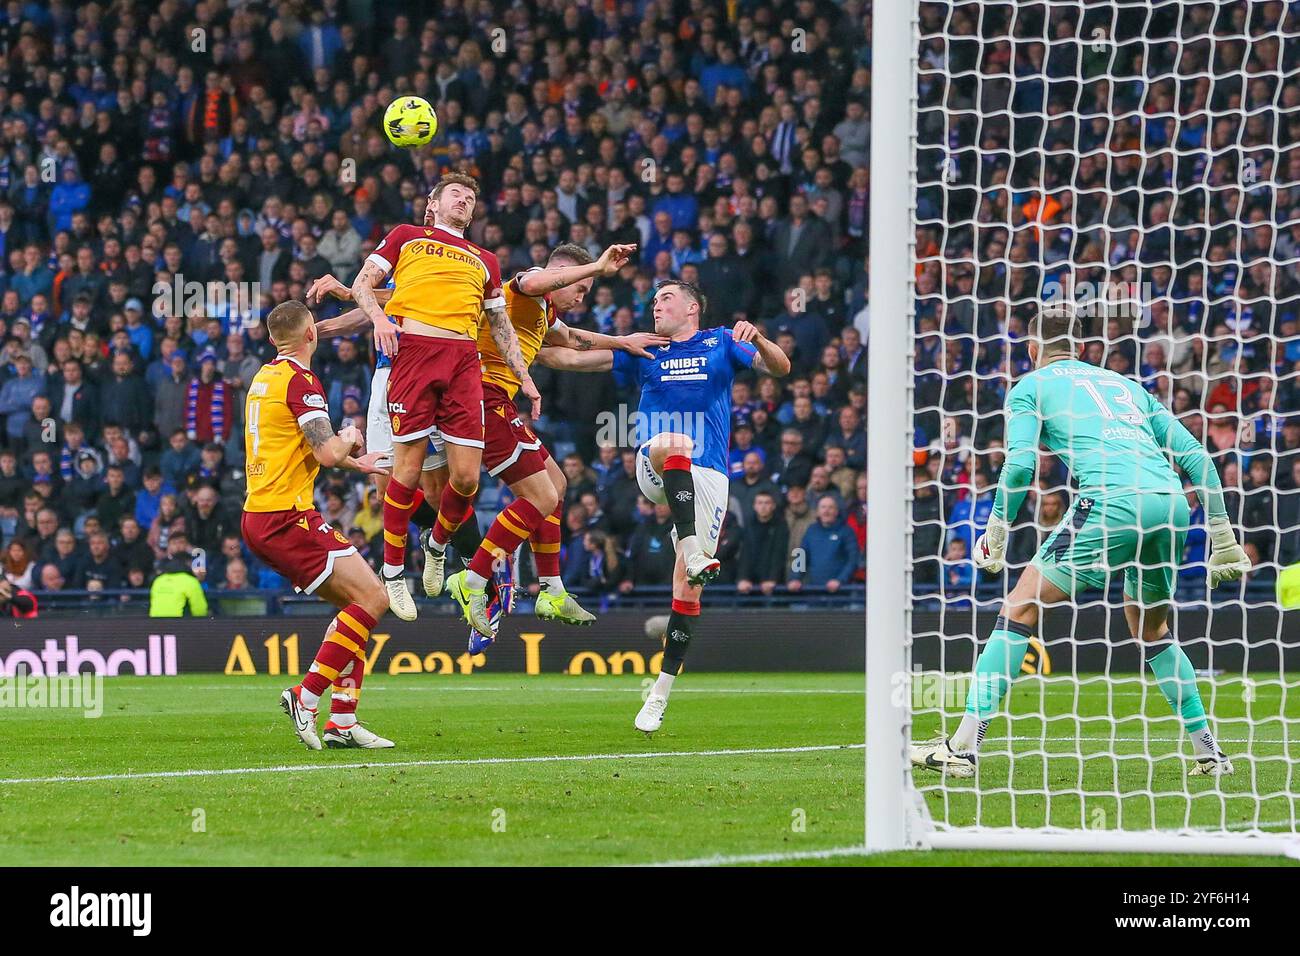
[0,612,865,676]
[2,608,1295,676]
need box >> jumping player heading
[305,242,665,641]
[350,173,536,622]
[308,271,479,570]
[541,279,791,733]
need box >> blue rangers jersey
[612,327,757,474]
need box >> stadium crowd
[0,0,869,612]
[912,1,1300,603]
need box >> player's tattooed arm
[732,320,792,377]
[536,346,615,372]
[302,416,346,466]
[352,259,400,356]
[487,303,531,382]
[488,303,543,417]
[544,320,666,358]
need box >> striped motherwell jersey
[243,357,330,513]
[478,267,558,398]
[366,223,504,339]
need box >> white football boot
[910,736,976,778]
[419,529,446,597]
[635,694,669,734]
[322,721,395,749]
[683,550,721,587]
[280,686,322,751]
[1188,753,1235,777]
[383,569,418,621]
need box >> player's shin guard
[468,499,545,584]
[660,598,700,678]
[302,605,376,707]
[1145,638,1214,753]
[382,479,418,574]
[952,615,1033,753]
[529,503,563,583]
[432,484,477,548]
[661,454,698,550]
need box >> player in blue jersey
[540,279,791,732]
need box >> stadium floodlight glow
[868,0,1300,859]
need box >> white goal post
[867,0,1300,858]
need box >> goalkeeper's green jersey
[990,359,1227,523]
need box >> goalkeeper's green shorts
[1032,492,1189,605]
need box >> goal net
[868,0,1300,856]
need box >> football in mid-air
[383,95,437,148]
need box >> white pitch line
[636,844,870,867]
[168,685,863,695]
[961,738,1294,749]
[0,742,865,786]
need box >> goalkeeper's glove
[1207,516,1252,587]
[973,516,1010,574]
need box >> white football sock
[330,709,357,728]
[653,672,676,698]
[298,685,320,710]
[676,534,700,557]
[1192,728,1219,758]
[540,575,564,593]
[465,569,489,590]
[429,536,446,554]
[382,563,403,578]
[949,714,987,755]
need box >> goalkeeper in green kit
[912,304,1252,779]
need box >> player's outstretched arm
[544,319,666,358]
[315,308,374,338]
[304,273,378,337]
[732,320,792,377]
[513,243,637,296]
[1148,401,1251,585]
[307,273,394,308]
[536,346,615,372]
[351,259,400,357]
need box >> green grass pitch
[1,672,1294,865]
